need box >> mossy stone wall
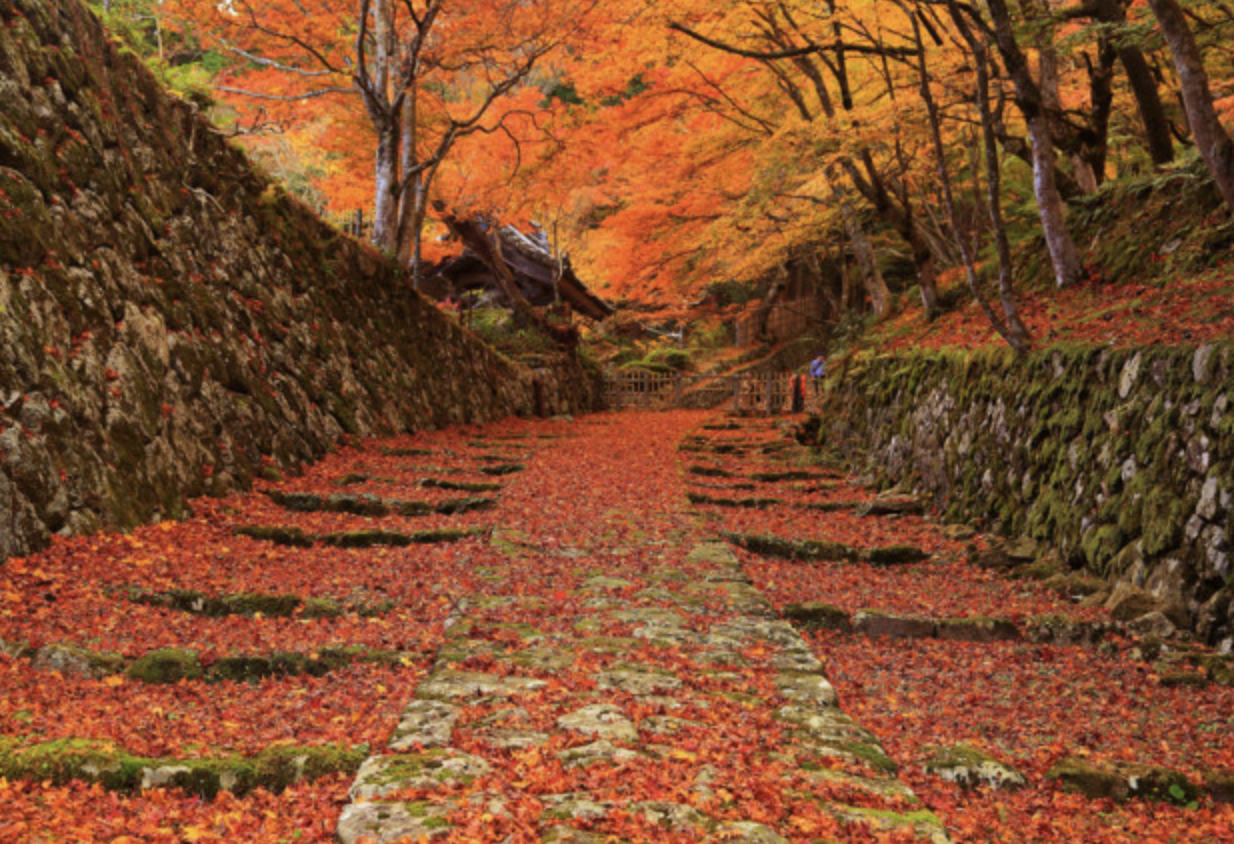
[828,344,1234,647]
[0,0,601,558]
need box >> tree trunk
[372,120,400,253]
[1091,0,1175,165]
[367,0,399,253]
[948,4,1032,348]
[986,0,1087,288]
[1147,0,1234,211]
[829,179,890,319]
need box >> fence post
[732,375,740,414]
[675,373,683,407]
[764,371,773,416]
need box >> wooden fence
[605,370,808,415]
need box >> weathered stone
[774,671,838,706]
[234,525,314,547]
[705,821,791,844]
[125,649,204,684]
[864,544,930,565]
[629,801,709,832]
[831,805,950,844]
[923,745,1027,790]
[388,701,458,751]
[860,492,927,516]
[1194,344,1217,384]
[782,602,852,632]
[853,610,936,640]
[685,542,740,566]
[1024,616,1111,646]
[556,704,638,743]
[935,617,1020,643]
[580,576,632,593]
[1041,572,1108,599]
[641,716,701,736]
[540,793,612,821]
[349,751,490,799]
[1119,352,1142,398]
[1204,770,1234,804]
[596,665,682,696]
[942,524,977,541]
[1106,582,1188,628]
[31,644,124,679]
[1047,757,1199,803]
[1126,611,1178,639]
[337,800,454,844]
[556,740,642,767]
[721,531,856,562]
[416,670,547,701]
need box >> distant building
[422,220,614,322]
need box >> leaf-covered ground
[1,410,1231,842]
[689,415,1234,843]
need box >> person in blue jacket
[809,354,827,395]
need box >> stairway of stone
[337,411,948,843]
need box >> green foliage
[89,1,220,106]
[466,307,556,358]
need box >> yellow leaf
[103,675,126,687]
[181,825,212,841]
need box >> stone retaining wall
[826,344,1234,648]
[0,0,601,558]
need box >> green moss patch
[722,531,857,562]
[127,587,393,619]
[863,545,930,566]
[0,737,364,798]
[420,478,502,493]
[687,465,736,478]
[126,649,204,683]
[687,492,782,509]
[234,525,314,547]
[749,471,820,483]
[782,603,852,632]
[209,647,411,682]
[266,491,494,517]
[1047,757,1200,804]
[479,463,525,476]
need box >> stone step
[336,541,951,843]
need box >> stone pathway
[336,412,949,843]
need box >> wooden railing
[606,370,809,415]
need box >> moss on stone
[864,545,929,566]
[722,531,856,562]
[829,741,899,775]
[234,525,314,547]
[1047,757,1199,804]
[0,737,362,798]
[479,462,524,476]
[126,648,204,683]
[687,492,782,509]
[334,473,371,486]
[432,496,495,515]
[782,603,852,632]
[688,465,736,478]
[421,478,502,493]
[319,529,413,549]
[1081,524,1126,573]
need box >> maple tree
[166,0,600,279]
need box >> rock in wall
[826,345,1234,648]
[0,0,601,558]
